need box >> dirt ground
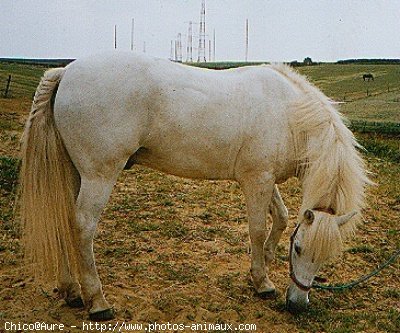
[0,95,399,333]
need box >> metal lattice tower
[213,29,216,61]
[130,18,134,51]
[186,21,193,62]
[176,33,182,62]
[170,40,174,60]
[245,19,249,61]
[197,0,206,62]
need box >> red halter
[289,224,312,292]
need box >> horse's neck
[300,175,338,214]
[297,135,342,214]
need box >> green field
[0,62,45,99]
[297,64,400,128]
[297,64,400,101]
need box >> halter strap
[289,223,312,292]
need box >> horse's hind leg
[57,251,83,308]
[264,186,288,268]
[57,172,84,308]
[74,176,118,320]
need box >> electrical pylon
[186,21,193,62]
[197,0,206,62]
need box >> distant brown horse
[363,73,374,81]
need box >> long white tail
[20,68,80,283]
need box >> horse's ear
[336,211,358,227]
[303,209,315,224]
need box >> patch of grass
[0,156,19,228]
[128,220,160,233]
[0,156,19,192]
[198,226,225,239]
[194,226,243,246]
[383,288,400,299]
[154,261,200,284]
[224,246,246,255]
[365,309,400,332]
[386,309,400,331]
[215,272,250,302]
[357,134,400,162]
[110,196,140,213]
[387,229,399,237]
[161,198,174,206]
[346,245,374,254]
[292,305,361,333]
[0,63,45,99]
[0,114,19,130]
[189,61,267,70]
[152,294,174,312]
[159,220,189,239]
[351,120,400,135]
[102,247,132,258]
[216,272,240,291]
[198,211,213,221]
[298,64,400,104]
[0,197,15,225]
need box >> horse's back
[54,52,299,181]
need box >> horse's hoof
[66,297,84,308]
[89,308,115,321]
[258,289,278,299]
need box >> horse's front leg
[75,177,116,321]
[264,185,288,267]
[240,172,275,298]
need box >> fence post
[4,75,12,98]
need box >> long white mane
[272,65,371,239]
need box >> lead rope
[312,247,400,291]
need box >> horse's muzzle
[286,298,309,314]
[286,285,309,314]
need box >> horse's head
[286,209,357,314]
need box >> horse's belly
[132,142,238,180]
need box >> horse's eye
[294,243,302,255]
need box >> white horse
[20,52,369,320]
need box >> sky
[1,0,399,62]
